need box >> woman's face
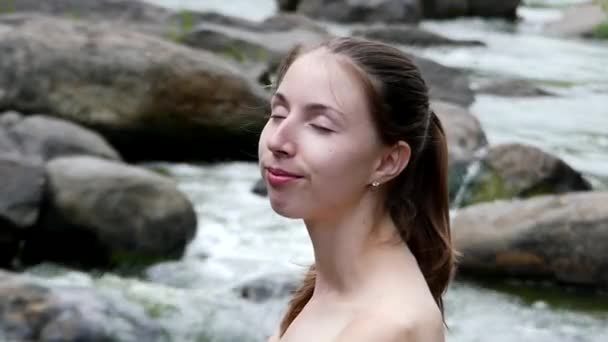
[258,49,385,220]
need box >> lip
[265,167,303,187]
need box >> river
[24,0,608,341]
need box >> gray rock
[252,178,268,197]
[0,111,23,129]
[22,156,197,269]
[182,15,329,63]
[421,0,521,19]
[235,272,299,302]
[353,25,485,47]
[0,270,167,341]
[411,55,475,107]
[458,143,592,207]
[8,115,121,161]
[476,79,554,97]
[431,101,488,202]
[432,101,487,163]
[0,154,45,229]
[297,0,421,24]
[0,14,268,161]
[277,0,301,12]
[452,191,608,288]
[7,0,171,24]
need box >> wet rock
[0,270,167,341]
[22,156,197,269]
[452,191,608,288]
[181,14,329,63]
[297,0,422,24]
[545,3,607,38]
[252,178,268,197]
[431,101,488,202]
[0,154,45,230]
[411,55,475,107]
[458,143,592,207]
[8,115,121,162]
[476,79,554,97]
[277,0,301,12]
[0,14,268,161]
[353,25,485,47]
[4,0,170,23]
[422,0,521,20]
[235,272,299,302]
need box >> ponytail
[387,110,455,316]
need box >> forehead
[276,49,371,119]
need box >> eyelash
[268,113,334,133]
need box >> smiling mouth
[265,167,303,187]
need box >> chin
[269,197,306,219]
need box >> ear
[370,141,411,185]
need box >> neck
[304,193,413,300]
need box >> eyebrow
[272,92,346,123]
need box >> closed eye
[310,124,334,133]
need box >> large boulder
[296,0,422,23]
[7,115,121,162]
[457,143,592,207]
[0,155,45,267]
[353,25,485,47]
[452,191,608,288]
[0,14,268,161]
[412,55,475,107]
[422,0,521,20]
[544,3,607,38]
[22,156,197,269]
[476,79,554,97]
[0,270,166,341]
[430,101,487,202]
[181,14,329,64]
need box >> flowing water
[20,0,608,341]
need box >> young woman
[258,37,456,342]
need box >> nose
[266,118,296,158]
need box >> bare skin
[260,49,445,342]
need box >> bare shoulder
[267,331,280,342]
[335,311,444,342]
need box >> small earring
[371,181,380,188]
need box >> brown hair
[274,37,456,336]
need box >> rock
[277,0,301,12]
[431,101,488,202]
[411,55,475,107]
[0,270,166,341]
[252,178,268,196]
[0,154,45,267]
[6,0,170,24]
[432,101,487,163]
[476,79,554,97]
[8,115,122,162]
[235,272,299,302]
[422,0,521,20]
[452,191,608,288]
[353,25,485,47]
[22,156,197,269]
[458,143,592,207]
[0,14,268,161]
[297,0,422,24]
[545,3,607,38]
[181,14,329,63]
[0,111,23,129]
[0,154,45,229]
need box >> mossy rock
[591,21,608,39]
